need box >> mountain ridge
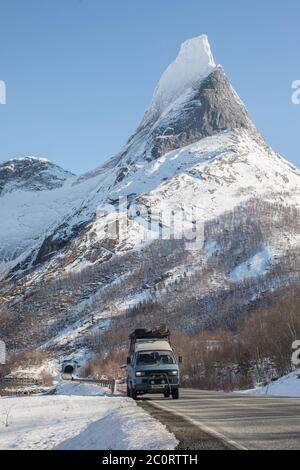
[0,157,75,196]
[1,35,300,356]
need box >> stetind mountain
[1,35,300,354]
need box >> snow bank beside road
[0,382,177,450]
[239,370,300,397]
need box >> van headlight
[168,370,178,376]
[135,371,145,377]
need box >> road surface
[142,389,300,450]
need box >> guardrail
[0,376,42,386]
[62,375,116,394]
[115,382,127,394]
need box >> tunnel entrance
[63,365,74,374]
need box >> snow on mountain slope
[229,247,272,283]
[0,34,264,279]
[0,161,100,277]
[22,129,299,280]
[1,35,300,353]
[1,121,300,281]
[78,35,258,182]
[144,35,216,121]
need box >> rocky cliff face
[148,66,260,160]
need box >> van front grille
[144,370,169,377]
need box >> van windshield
[136,351,175,366]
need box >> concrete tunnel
[63,364,75,374]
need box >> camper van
[126,326,181,400]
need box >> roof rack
[129,325,170,342]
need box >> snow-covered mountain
[1,35,300,352]
[0,157,74,196]
[0,157,77,275]
[80,35,259,182]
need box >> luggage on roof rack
[129,325,170,356]
[129,325,170,341]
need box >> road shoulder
[138,400,232,450]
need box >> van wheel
[164,390,170,398]
[172,389,179,399]
[131,387,137,400]
[127,384,131,397]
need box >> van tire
[127,384,131,397]
[131,387,137,400]
[172,389,179,399]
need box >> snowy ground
[239,370,300,397]
[0,381,177,450]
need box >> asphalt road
[144,389,300,450]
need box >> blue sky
[0,0,299,174]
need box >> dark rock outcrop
[149,67,259,159]
[0,158,75,196]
